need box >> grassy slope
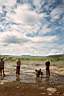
[0,54,64,62]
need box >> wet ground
[0,60,64,85]
[0,60,64,96]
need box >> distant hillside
[0,54,64,62]
[47,54,64,61]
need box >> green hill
[0,54,64,62]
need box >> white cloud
[0,29,29,45]
[10,4,40,25]
[28,35,57,43]
[8,4,42,34]
[48,47,64,56]
[50,5,64,21]
[0,0,16,6]
[40,24,52,33]
[0,1,64,56]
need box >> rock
[62,93,64,96]
[47,87,57,94]
[48,93,52,95]
[16,86,20,88]
[0,81,4,85]
[41,93,46,95]
[40,87,45,90]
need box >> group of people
[0,58,21,80]
[35,61,50,78]
[0,58,50,80]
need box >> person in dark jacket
[16,59,21,80]
[45,61,50,78]
[0,58,5,77]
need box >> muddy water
[0,61,64,84]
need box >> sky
[0,0,64,56]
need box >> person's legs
[0,69,2,77]
[41,72,43,78]
[0,69,4,79]
[36,71,40,77]
[16,67,20,81]
[46,69,50,78]
[2,68,5,77]
[46,70,48,77]
[48,69,50,76]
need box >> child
[35,69,43,78]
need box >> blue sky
[0,0,64,56]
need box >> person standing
[16,59,21,80]
[45,61,50,78]
[0,58,5,78]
